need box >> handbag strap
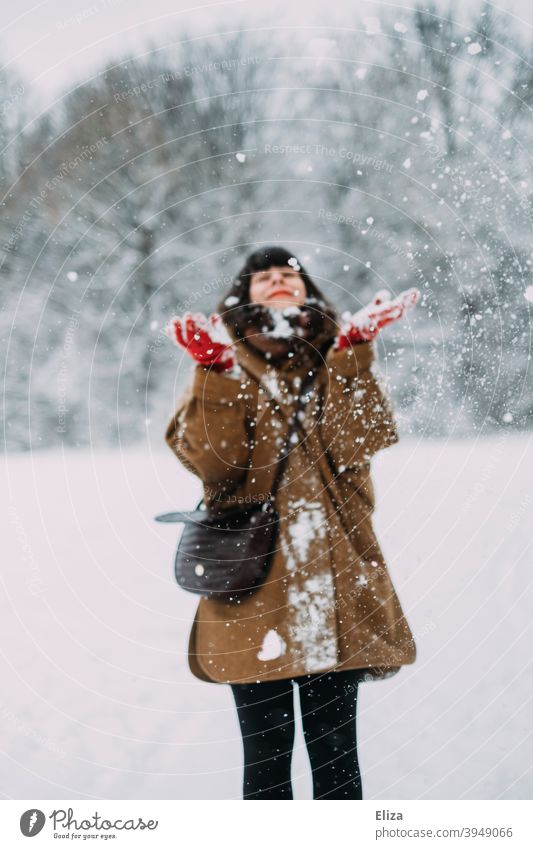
[154,367,318,523]
[267,369,316,505]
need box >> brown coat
[165,335,417,684]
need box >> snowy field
[1,435,532,800]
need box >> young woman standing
[165,246,418,799]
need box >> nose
[269,270,284,286]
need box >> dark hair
[217,245,338,343]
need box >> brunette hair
[217,245,338,343]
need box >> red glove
[166,311,236,371]
[336,287,420,349]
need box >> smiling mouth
[268,289,294,298]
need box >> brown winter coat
[165,334,417,684]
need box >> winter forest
[2,1,532,452]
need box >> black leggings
[231,669,364,799]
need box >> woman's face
[249,265,307,310]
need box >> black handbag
[155,371,315,602]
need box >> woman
[165,246,418,799]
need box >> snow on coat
[165,335,417,684]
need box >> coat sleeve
[319,340,399,471]
[164,366,251,500]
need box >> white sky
[1,0,532,103]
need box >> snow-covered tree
[1,4,532,451]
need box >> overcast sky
[2,0,532,103]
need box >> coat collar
[228,324,329,419]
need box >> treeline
[1,2,532,451]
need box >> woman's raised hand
[166,311,236,371]
[335,287,420,348]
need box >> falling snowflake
[235,152,246,163]
[67,271,78,282]
[468,43,482,55]
[416,89,429,101]
[523,286,533,303]
[393,22,408,33]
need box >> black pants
[231,668,364,799]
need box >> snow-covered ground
[1,435,532,800]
